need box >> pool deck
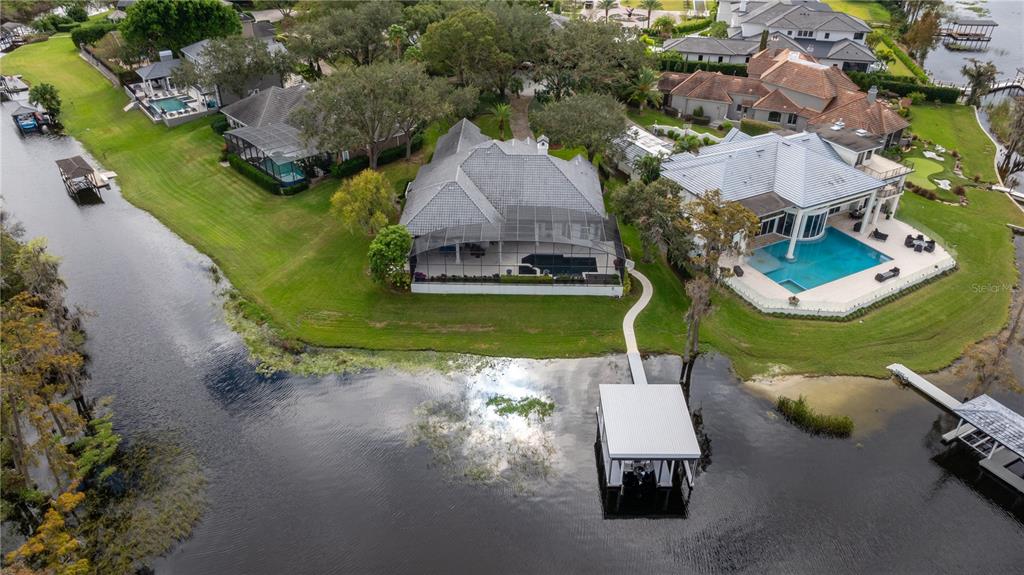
[724,217,956,317]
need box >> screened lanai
[224,123,319,185]
[410,205,626,285]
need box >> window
[717,56,723,63]
[768,111,782,122]
[796,30,813,38]
[786,113,798,125]
[828,205,841,215]
[697,55,704,61]
[855,152,865,166]
[745,55,751,63]
[757,218,776,236]
[865,149,874,161]
[736,103,743,111]
[802,212,827,239]
[342,150,350,161]
[824,32,830,39]
[854,32,865,40]
[779,212,795,236]
[787,30,793,35]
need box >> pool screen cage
[224,124,324,183]
[409,205,627,285]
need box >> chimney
[537,135,549,155]
[867,85,878,104]
[158,49,173,62]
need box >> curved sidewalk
[623,269,653,385]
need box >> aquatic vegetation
[221,288,487,377]
[486,395,555,421]
[80,434,206,574]
[776,395,854,438]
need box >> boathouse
[597,384,701,492]
[55,156,109,201]
[942,18,997,42]
[10,103,43,134]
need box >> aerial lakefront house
[400,119,627,296]
[659,127,954,316]
[662,32,875,72]
[660,47,909,146]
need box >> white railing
[651,124,725,144]
[859,163,913,181]
[724,256,957,317]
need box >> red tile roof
[810,93,910,136]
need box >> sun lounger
[875,267,900,282]
[925,240,935,253]
[871,229,888,241]
[904,235,915,247]
[914,244,923,253]
[853,221,862,232]
[733,265,744,277]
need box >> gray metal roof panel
[599,384,701,459]
[954,395,1024,459]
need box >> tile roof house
[660,48,907,143]
[716,0,876,71]
[661,128,912,260]
[400,120,627,296]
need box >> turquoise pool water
[150,97,188,113]
[748,228,892,293]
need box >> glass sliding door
[801,211,827,239]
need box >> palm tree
[652,15,675,38]
[598,0,616,21]
[960,58,998,106]
[640,0,662,28]
[387,24,407,60]
[491,103,512,139]
[623,67,660,111]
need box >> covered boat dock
[55,156,112,202]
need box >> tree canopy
[28,83,61,122]
[330,170,396,236]
[960,58,998,107]
[539,19,650,99]
[121,0,241,56]
[684,189,760,275]
[532,92,627,161]
[176,36,294,101]
[367,225,414,289]
[420,8,502,87]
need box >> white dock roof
[954,395,1024,459]
[599,384,701,460]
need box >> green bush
[330,132,425,179]
[878,33,929,82]
[500,274,554,284]
[70,22,117,47]
[846,72,959,103]
[66,4,89,22]
[720,120,733,131]
[907,91,927,105]
[210,114,230,135]
[776,395,854,437]
[331,156,370,178]
[673,17,715,35]
[56,21,81,33]
[740,118,775,136]
[227,154,281,194]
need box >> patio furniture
[875,267,900,282]
[914,244,923,253]
[733,265,744,277]
[853,221,863,233]
[916,234,924,241]
[850,210,864,220]
[904,235,915,247]
[871,229,888,242]
[925,240,936,253]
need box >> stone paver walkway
[510,96,533,140]
[623,269,653,385]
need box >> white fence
[651,124,726,144]
[724,256,957,317]
[412,282,623,297]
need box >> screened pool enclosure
[224,123,322,186]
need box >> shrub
[846,72,959,103]
[740,118,775,136]
[693,106,704,118]
[66,4,89,22]
[776,395,854,438]
[70,22,117,47]
[368,225,413,289]
[330,132,425,179]
[227,154,281,194]
[878,32,929,82]
[32,14,72,34]
[907,91,927,105]
[331,156,370,178]
[719,120,733,131]
[210,114,230,135]
[673,17,715,35]
[500,274,554,284]
[691,115,711,126]
[658,52,748,76]
[56,21,81,33]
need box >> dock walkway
[887,363,962,411]
[623,269,652,385]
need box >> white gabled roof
[599,384,701,460]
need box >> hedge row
[70,22,118,48]
[659,52,748,76]
[228,154,282,194]
[672,17,715,35]
[879,32,929,83]
[330,132,424,179]
[740,118,776,136]
[847,73,960,103]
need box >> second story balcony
[857,155,914,181]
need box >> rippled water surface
[1,101,1022,573]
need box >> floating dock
[888,364,1024,494]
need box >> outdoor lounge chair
[853,221,862,233]
[914,244,923,253]
[875,267,900,282]
[733,265,744,277]
[905,235,915,247]
[925,240,936,253]
[871,229,888,242]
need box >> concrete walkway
[510,96,533,141]
[623,269,653,385]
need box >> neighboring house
[660,128,912,261]
[1,22,31,51]
[662,31,873,71]
[716,0,875,71]
[221,84,324,187]
[661,37,762,64]
[400,119,627,296]
[124,50,217,126]
[611,125,674,176]
[180,37,287,107]
[659,48,908,143]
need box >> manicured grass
[823,0,891,24]
[904,157,943,188]
[703,190,1024,378]
[619,0,696,12]
[627,109,723,136]
[907,104,998,183]
[884,56,916,78]
[1,38,689,358]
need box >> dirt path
[510,96,532,140]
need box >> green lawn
[904,157,943,187]
[627,109,724,136]
[884,56,916,78]
[823,1,891,24]
[1,38,688,358]
[619,0,696,12]
[907,104,998,182]
[704,190,1024,378]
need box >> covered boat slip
[597,384,701,490]
[888,364,1024,494]
[55,155,113,202]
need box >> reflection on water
[2,100,1024,573]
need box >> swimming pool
[747,227,892,293]
[150,97,189,113]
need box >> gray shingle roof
[662,36,760,56]
[661,131,883,209]
[135,58,181,81]
[180,37,287,66]
[220,84,308,128]
[765,7,871,32]
[825,38,876,62]
[400,120,606,236]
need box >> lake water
[1,100,1022,573]
[924,0,1023,85]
